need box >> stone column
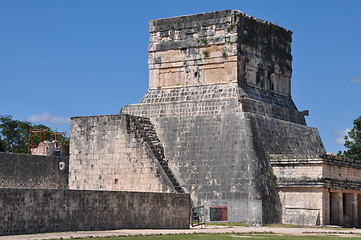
[322,189,330,225]
[344,193,354,226]
[339,192,344,226]
[353,193,358,227]
[358,194,361,227]
[330,191,343,225]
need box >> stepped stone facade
[70,10,326,225]
[69,10,361,227]
[1,10,360,232]
[120,10,325,224]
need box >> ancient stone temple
[120,9,325,224]
[69,10,361,226]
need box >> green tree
[0,138,6,152]
[0,115,69,155]
[344,116,361,160]
[0,115,33,153]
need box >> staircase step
[133,117,184,194]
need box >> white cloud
[349,76,361,83]
[333,128,351,145]
[27,112,70,125]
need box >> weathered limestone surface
[0,152,68,189]
[0,188,190,235]
[278,187,325,226]
[121,10,326,225]
[144,9,304,125]
[148,10,292,97]
[271,155,361,190]
[69,114,174,192]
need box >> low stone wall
[0,188,190,235]
[0,152,68,189]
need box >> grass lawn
[63,233,361,240]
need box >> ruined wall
[0,152,68,189]
[0,188,190,235]
[69,114,173,192]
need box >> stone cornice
[276,178,361,190]
[270,154,361,169]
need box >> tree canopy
[0,115,69,155]
[344,116,361,160]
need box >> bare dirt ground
[2,225,361,240]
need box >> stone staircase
[126,114,184,193]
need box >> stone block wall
[149,10,292,97]
[278,187,325,226]
[271,158,324,181]
[271,156,361,189]
[130,83,305,125]
[65,10,327,226]
[69,114,173,192]
[324,162,361,183]
[123,98,325,224]
[0,152,68,189]
[119,10,328,225]
[146,10,302,125]
[0,188,190,235]
[120,10,326,223]
[149,11,238,88]
[249,115,324,155]
[236,13,292,96]
[273,160,361,184]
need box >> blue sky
[0,0,360,153]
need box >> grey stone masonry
[271,154,361,190]
[0,188,190,235]
[69,114,184,193]
[122,10,326,225]
[0,152,68,189]
[127,83,305,124]
[127,115,185,193]
[147,10,296,121]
